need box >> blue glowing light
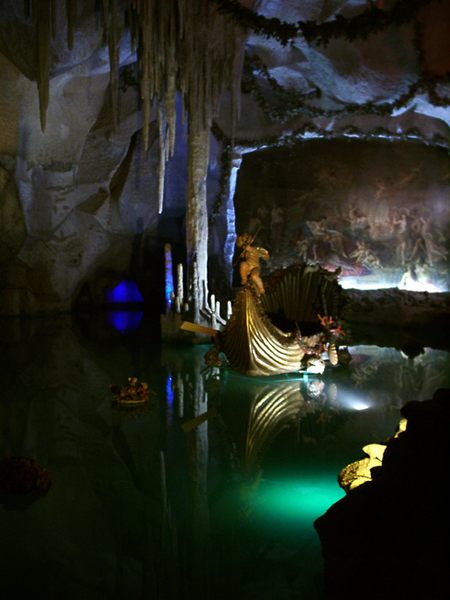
[164,245,174,310]
[166,374,174,407]
[106,310,144,334]
[105,280,144,303]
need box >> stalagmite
[176,372,184,418]
[186,111,210,322]
[177,263,184,306]
[226,300,232,320]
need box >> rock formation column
[186,111,210,322]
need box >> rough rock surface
[0,1,448,315]
[342,288,450,328]
[314,387,450,599]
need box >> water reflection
[107,309,144,334]
[1,315,449,599]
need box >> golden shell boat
[220,263,343,377]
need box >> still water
[1,312,449,599]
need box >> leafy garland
[208,3,449,220]
[211,120,448,156]
[243,55,450,123]
[212,0,437,46]
[241,55,322,121]
[240,3,450,125]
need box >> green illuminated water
[1,313,449,599]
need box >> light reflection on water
[1,314,449,599]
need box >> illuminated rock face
[0,55,192,314]
[0,1,448,314]
[314,388,450,599]
[338,442,387,492]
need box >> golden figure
[236,232,270,295]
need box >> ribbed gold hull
[221,263,342,377]
[245,381,305,471]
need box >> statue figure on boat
[236,232,270,296]
[185,231,347,377]
[204,245,346,376]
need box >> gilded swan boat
[220,263,343,377]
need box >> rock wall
[1,1,449,315]
[0,44,226,316]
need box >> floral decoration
[108,376,152,405]
[0,457,51,495]
[318,314,345,341]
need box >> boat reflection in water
[161,341,450,597]
[1,312,449,600]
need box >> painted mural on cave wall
[235,140,450,291]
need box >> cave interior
[0,1,449,599]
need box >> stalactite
[32,0,249,172]
[127,6,136,53]
[157,104,167,214]
[101,0,109,42]
[30,0,247,310]
[66,0,77,49]
[51,0,57,38]
[102,0,119,129]
[124,0,246,223]
[165,4,177,156]
[34,0,51,132]
[138,0,151,151]
[166,72,177,156]
[24,0,32,18]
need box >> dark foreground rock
[315,388,450,600]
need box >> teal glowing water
[1,315,449,599]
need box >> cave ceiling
[0,1,448,152]
[0,0,449,316]
[215,0,450,151]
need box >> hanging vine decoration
[212,0,438,46]
[243,56,450,123]
[241,54,322,116]
[241,7,450,126]
[212,119,449,154]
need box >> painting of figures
[235,140,450,291]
